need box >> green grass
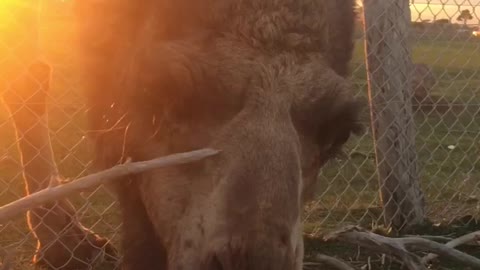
[1,17,480,269]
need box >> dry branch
[0,148,219,223]
[404,234,453,243]
[325,226,480,270]
[422,230,480,264]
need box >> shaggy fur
[74,1,361,269]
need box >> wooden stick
[325,226,480,270]
[0,148,219,223]
[422,230,480,264]
[402,237,480,268]
[404,234,453,243]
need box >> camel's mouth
[200,241,296,270]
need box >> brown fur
[2,60,117,270]
[74,1,361,269]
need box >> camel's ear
[292,66,364,154]
[317,94,364,158]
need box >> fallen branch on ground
[404,234,454,243]
[324,225,480,270]
[0,148,219,223]
[422,230,480,264]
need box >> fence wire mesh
[0,0,479,269]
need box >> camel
[74,0,363,269]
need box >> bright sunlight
[0,0,75,81]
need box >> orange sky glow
[357,0,480,24]
[412,3,480,24]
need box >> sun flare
[0,0,45,83]
[0,0,41,40]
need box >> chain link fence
[0,0,479,269]
[306,0,480,234]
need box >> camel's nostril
[280,234,289,246]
